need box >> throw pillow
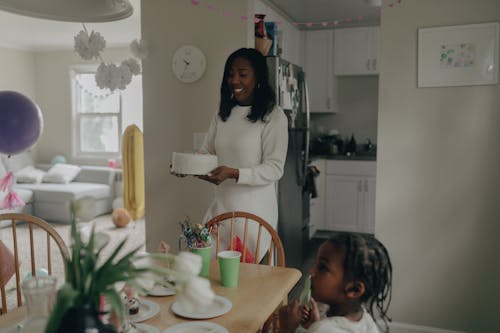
[0,240,15,287]
[226,235,255,263]
[15,166,46,184]
[42,164,81,184]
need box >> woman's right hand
[197,166,239,185]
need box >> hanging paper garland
[73,23,147,92]
[189,0,403,28]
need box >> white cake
[171,152,218,175]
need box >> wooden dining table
[0,261,301,332]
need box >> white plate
[171,295,232,320]
[129,299,160,323]
[163,322,229,333]
[147,284,176,297]
[132,323,161,333]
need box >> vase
[56,304,118,333]
[19,276,57,333]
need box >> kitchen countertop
[310,153,376,161]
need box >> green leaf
[102,288,125,321]
[44,284,78,333]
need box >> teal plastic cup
[217,250,241,287]
[190,246,212,277]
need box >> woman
[198,48,288,261]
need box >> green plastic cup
[190,246,212,277]
[218,250,241,287]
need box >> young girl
[279,233,392,333]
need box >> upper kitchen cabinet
[334,26,379,76]
[304,30,337,113]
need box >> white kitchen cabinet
[324,160,376,234]
[304,30,337,113]
[334,26,379,76]
[309,159,326,238]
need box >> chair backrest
[0,213,70,314]
[206,211,285,267]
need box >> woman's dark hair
[219,48,276,122]
[329,233,392,332]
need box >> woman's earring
[257,83,261,89]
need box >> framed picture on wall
[418,22,499,87]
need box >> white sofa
[0,153,115,224]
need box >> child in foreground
[279,233,392,333]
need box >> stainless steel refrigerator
[267,57,311,269]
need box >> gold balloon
[122,125,145,220]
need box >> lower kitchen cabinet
[310,159,376,235]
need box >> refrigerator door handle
[303,73,310,177]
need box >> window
[70,67,142,160]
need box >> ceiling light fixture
[0,0,133,22]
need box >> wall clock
[172,45,207,83]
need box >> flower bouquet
[179,217,213,277]
[44,198,214,333]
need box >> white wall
[377,0,500,332]
[141,0,252,252]
[0,47,36,98]
[33,47,134,165]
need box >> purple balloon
[0,91,43,156]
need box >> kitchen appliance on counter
[267,57,311,269]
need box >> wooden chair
[206,211,285,333]
[0,213,70,315]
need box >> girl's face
[310,242,348,306]
[227,57,257,106]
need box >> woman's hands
[197,166,239,185]
[278,298,320,333]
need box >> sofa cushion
[15,166,46,184]
[42,164,81,184]
[16,182,110,203]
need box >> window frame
[70,66,123,160]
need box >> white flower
[73,196,97,222]
[117,63,133,90]
[95,63,121,91]
[74,30,106,60]
[175,276,215,313]
[174,251,202,276]
[122,58,141,75]
[130,39,148,59]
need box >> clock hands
[180,58,191,78]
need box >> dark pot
[57,305,117,333]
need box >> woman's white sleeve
[199,112,217,155]
[237,108,288,186]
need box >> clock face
[172,45,207,83]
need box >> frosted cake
[171,152,218,175]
